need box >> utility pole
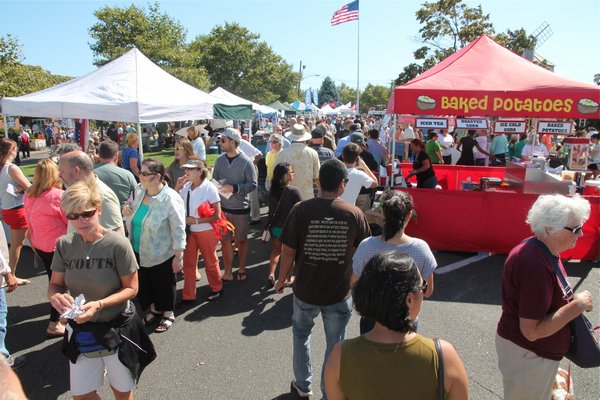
[297,61,306,98]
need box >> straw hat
[286,123,312,142]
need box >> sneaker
[291,380,312,397]
[8,355,28,370]
[207,291,222,301]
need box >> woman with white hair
[496,194,594,400]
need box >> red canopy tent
[387,35,600,119]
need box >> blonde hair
[61,179,102,215]
[175,138,198,161]
[125,133,138,147]
[27,159,62,198]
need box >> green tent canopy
[212,103,253,120]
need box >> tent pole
[2,115,8,139]
[390,115,397,188]
[356,12,360,114]
[137,123,143,160]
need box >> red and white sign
[493,120,527,134]
[456,118,488,129]
[536,121,573,135]
[415,118,448,129]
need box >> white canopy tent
[209,87,277,115]
[1,48,220,155]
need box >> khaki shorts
[223,212,249,242]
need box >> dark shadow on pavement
[15,340,70,400]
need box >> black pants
[20,143,30,158]
[35,249,60,322]
[443,155,452,165]
[136,254,176,312]
[492,154,506,166]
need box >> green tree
[396,1,536,85]
[0,34,23,66]
[318,77,338,105]
[359,84,391,113]
[337,83,357,105]
[0,34,71,98]
[89,2,210,90]
[190,22,297,104]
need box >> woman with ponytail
[352,190,437,333]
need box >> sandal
[237,271,247,281]
[155,317,175,333]
[143,312,162,327]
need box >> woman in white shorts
[48,179,155,399]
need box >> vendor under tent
[1,48,221,155]
[380,34,600,260]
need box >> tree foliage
[88,2,210,91]
[337,83,357,105]
[395,0,535,86]
[359,84,391,113]
[594,74,600,85]
[190,22,297,104]
[0,34,71,98]
[318,77,338,105]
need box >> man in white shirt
[340,143,377,205]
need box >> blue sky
[1,0,598,100]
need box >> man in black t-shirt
[275,159,370,398]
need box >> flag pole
[356,9,360,115]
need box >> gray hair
[55,143,81,155]
[526,194,590,238]
[268,134,282,144]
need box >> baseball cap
[222,128,241,143]
[180,159,206,169]
[350,132,365,144]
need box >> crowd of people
[0,114,597,399]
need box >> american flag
[331,0,359,26]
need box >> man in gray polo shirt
[94,140,137,205]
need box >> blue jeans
[292,295,352,399]
[0,288,9,357]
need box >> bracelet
[97,300,103,310]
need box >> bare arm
[129,158,140,178]
[441,340,469,400]
[324,342,347,400]
[8,165,31,190]
[424,273,434,298]
[520,290,593,342]
[357,158,378,188]
[187,202,222,225]
[75,272,139,324]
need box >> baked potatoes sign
[403,93,600,118]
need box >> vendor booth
[1,48,222,154]
[386,34,600,259]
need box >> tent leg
[2,115,8,138]
[138,123,143,160]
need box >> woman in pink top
[24,159,68,336]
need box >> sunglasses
[220,138,228,143]
[140,171,157,177]
[66,209,97,221]
[174,146,184,151]
[416,279,428,294]
[564,225,583,235]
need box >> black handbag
[184,190,191,239]
[530,238,600,368]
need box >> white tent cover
[209,87,277,115]
[1,48,217,123]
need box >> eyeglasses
[416,279,428,294]
[174,146,184,151]
[564,225,583,235]
[140,171,157,177]
[183,167,200,171]
[220,138,228,143]
[269,141,280,144]
[343,178,349,183]
[66,209,97,220]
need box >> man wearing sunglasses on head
[58,149,124,236]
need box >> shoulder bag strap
[434,338,445,400]
[528,237,573,299]
[186,189,191,218]
[266,187,286,229]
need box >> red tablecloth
[400,162,505,190]
[402,188,599,260]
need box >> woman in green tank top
[324,252,469,400]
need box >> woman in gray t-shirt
[49,179,139,398]
[352,190,437,333]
